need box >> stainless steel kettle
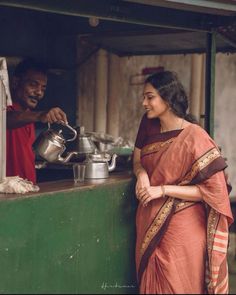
[84,150,118,179]
[33,121,78,163]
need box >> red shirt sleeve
[6,103,36,183]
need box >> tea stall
[0,0,235,293]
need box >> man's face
[13,69,47,110]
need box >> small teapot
[33,121,78,163]
[84,150,118,179]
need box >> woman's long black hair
[145,71,197,123]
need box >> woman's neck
[160,114,184,133]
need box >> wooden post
[199,53,206,128]
[205,32,216,137]
[94,49,108,133]
[107,53,120,137]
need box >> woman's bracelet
[161,185,165,198]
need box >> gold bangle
[161,185,165,198]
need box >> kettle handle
[47,121,77,142]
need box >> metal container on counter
[84,150,118,179]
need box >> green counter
[0,172,138,294]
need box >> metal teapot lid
[47,121,77,143]
[87,150,111,162]
[76,126,96,154]
[47,129,65,144]
[78,126,91,139]
[79,126,85,136]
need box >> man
[6,58,68,183]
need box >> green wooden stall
[0,175,138,294]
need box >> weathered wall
[215,53,236,196]
[77,54,96,132]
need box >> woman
[133,71,233,294]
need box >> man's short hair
[14,58,48,78]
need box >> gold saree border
[140,197,175,256]
[205,208,230,294]
[207,207,220,254]
[175,200,196,212]
[180,147,221,185]
[139,199,196,259]
[137,197,177,284]
[141,138,175,157]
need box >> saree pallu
[135,124,234,294]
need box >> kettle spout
[108,153,118,172]
[57,151,78,163]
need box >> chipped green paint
[0,179,138,294]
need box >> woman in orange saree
[133,71,234,294]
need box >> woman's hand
[135,170,150,200]
[133,147,151,201]
[138,186,163,206]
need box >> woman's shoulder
[182,122,216,147]
[184,122,209,136]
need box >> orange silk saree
[136,123,234,294]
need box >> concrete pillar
[189,54,204,122]
[75,37,96,132]
[94,49,108,133]
[107,53,120,138]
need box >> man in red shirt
[7,58,68,183]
